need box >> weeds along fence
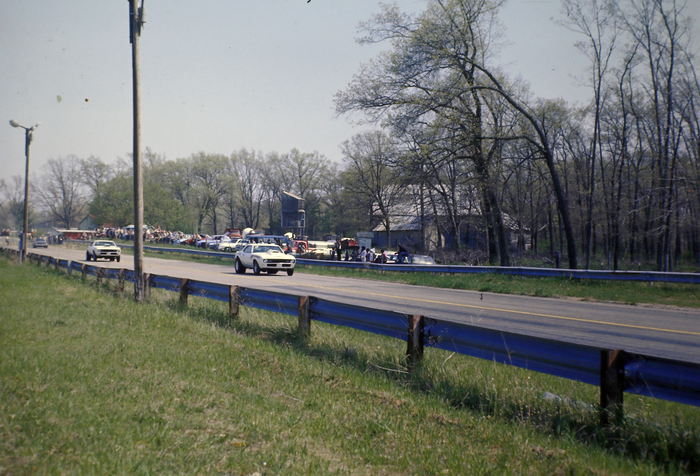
[10,248,700,428]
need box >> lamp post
[9,120,39,263]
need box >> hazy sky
[2,0,698,185]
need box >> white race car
[86,240,121,262]
[234,243,295,276]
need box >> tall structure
[128,0,146,301]
[9,120,39,263]
[281,191,305,239]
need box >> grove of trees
[1,0,697,271]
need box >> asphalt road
[23,245,700,364]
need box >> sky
[1,0,699,186]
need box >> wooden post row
[179,279,190,306]
[229,285,240,319]
[117,269,125,293]
[298,295,311,339]
[600,349,625,426]
[406,315,425,372]
[143,273,151,300]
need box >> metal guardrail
[293,259,700,284]
[119,242,700,284]
[8,248,700,427]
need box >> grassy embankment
[1,255,699,474]
[111,242,700,308]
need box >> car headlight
[262,259,268,263]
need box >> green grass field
[2,256,699,474]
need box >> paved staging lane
[27,246,700,364]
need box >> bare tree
[336,0,579,265]
[563,0,619,268]
[621,0,692,270]
[80,156,114,199]
[1,176,32,230]
[188,153,229,233]
[36,156,86,228]
[341,131,406,245]
[230,149,264,230]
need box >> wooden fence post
[179,279,190,306]
[600,349,625,426]
[81,264,87,280]
[406,314,425,372]
[229,285,240,319]
[117,269,125,293]
[298,295,311,339]
[143,273,151,300]
[96,267,104,285]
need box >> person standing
[335,239,342,261]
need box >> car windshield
[255,245,282,253]
[95,241,116,247]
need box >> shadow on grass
[165,296,699,474]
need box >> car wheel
[116,256,120,262]
[86,252,91,261]
[234,259,245,274]
[253,261,261,275]
[287,269,294,276]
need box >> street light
[9,119,39,263]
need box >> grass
[82,241,700,309]
[2,255,700,474]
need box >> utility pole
[9,120,39,264]
[128,0,146,301]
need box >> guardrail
[8,247,700,428]
[124,242,700,284]
[7,238,700,283]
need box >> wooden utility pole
[128,0,146,301]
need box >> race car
[86,240,121,262]
[234,243,295,276]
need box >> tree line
[1,0,697,271]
